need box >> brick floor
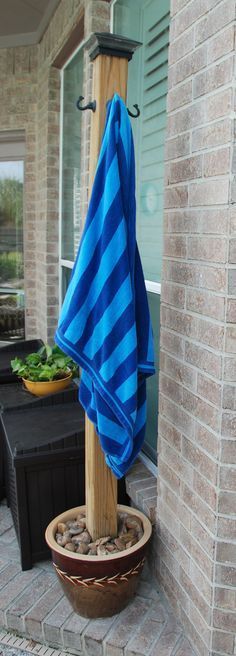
[0,501,196,656]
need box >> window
[112,0,170,464]
[59,45,84,302]
[0,133,25,340]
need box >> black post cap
[86,32,142,62]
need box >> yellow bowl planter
[22,372,72,397]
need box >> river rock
[69,526,84,536]
[61,531,72,546]
[77,542,89,555]
[106,543,117,552]
[79,530,91,543]
[114,537,126,551]
[126,515,143,531]
[95,536,111,546]
[65,542,76,552]
[88,546,98,556]
[97,544,107,556]
[56,511,143,557]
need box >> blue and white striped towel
[55,93,155,478]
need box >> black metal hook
[76,95,96,112]
[127,104,140,118]
[76,96,140,118]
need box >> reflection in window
[0,160,25,340]
[61,49,84,261]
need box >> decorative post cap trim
[86,32,142,62]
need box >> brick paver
[0,501,196,656]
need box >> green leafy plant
[11,344,78,382]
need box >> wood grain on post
[85,34,141,542]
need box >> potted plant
[45,503,152,619]
[11,343,78,396]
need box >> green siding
[113,0,170,463]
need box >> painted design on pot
[53,556,145,588]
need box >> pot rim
[45,504,152,562]
[22,372,72,384]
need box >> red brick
[168,102,205,136]
[165,208,228,235]
[221,440,236,464]
[167,156,202,183]
[160,329,184,358]
[193,470,217,510]
[208,25,235,64]
[182,436,218,485]
[215,564,236,587]
[167,80,192,112]
[179,567,211,622]
[168,27,194,65]
[203,147,230,177]
[163,259,226,293]
[171,0,218,40]
[223,384,236,410]
[212,628,234,655]
[159,393,195,436]
[222,412,236,438]
[218,491,236,516]
[181,485,216,534]
[159,373,183,405]
[165,133,190,160]
[165,186,188,209]
[195,0,235,45]
[183,388,220,432]
[161,282,185,308]
[197,373,221,407]
[187,236,227,263]
[186,289,225,321]
[168,46,207,88]
[194,57,234,99]
[213,609,236,632]
[158,416,182,452]
[218,517,236,540]
[185,341,222,378]
[189,179,229,206]
[160,352,197,391]
[163,235,187,258]
[192,118,232,152]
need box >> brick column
[157,1,236,655]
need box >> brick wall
[157,1,236,654]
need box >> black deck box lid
[0,380,79,412]
[1,401,85,460]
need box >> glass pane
[0,160,25,340]
[143,292,160,464]
[113,0,170,284]
[61,266,73,302]
[61,49,84,261]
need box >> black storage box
[0,385,129,570]
[0,339,43,383]
[0,383,79,501]
[1,397,85,570]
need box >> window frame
[58,39,85,311]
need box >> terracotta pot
[22,372,72,397]
[45,504,152,618]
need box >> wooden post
[85,33,141,542]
